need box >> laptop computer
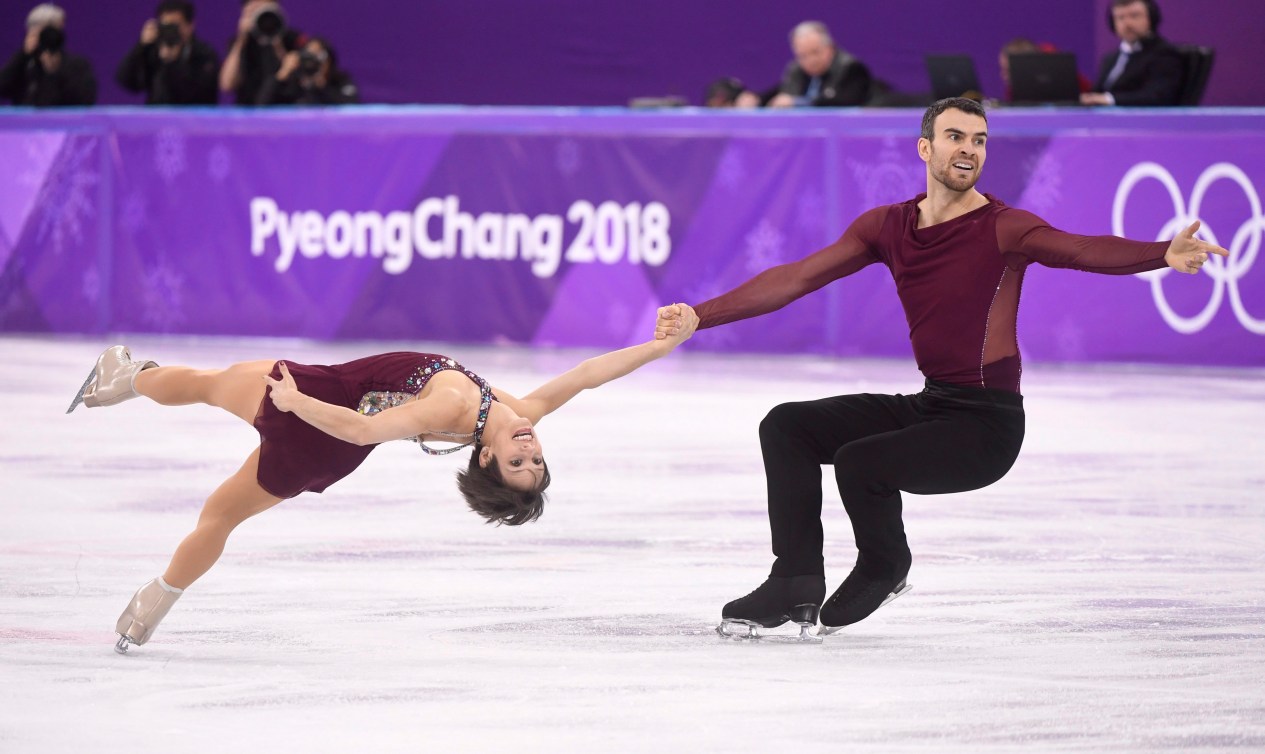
[1008,52,1081,104]
[925,55,982,100]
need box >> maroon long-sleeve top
[694,194,1169,394]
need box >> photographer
[260,37,358,106]
[219,0,303,105]
[115,0,219,105]
[0,3,96,106]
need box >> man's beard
[930,151,980,192]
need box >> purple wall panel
[2,108,1263,368]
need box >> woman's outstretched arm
[263,362,468,446]
[515,305,699,423]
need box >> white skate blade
[114,635,132,654]
[716,619,822,644]
[818,582,913,637]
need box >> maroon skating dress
[252,352,496,499]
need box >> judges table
[1,106,1261,366]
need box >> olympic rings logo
[1112,162,1265,335]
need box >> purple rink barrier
[0,106,1262,367]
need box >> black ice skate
[817,567,912,635]
[716,575,826,644]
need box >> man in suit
[768,21,871,109]
[1081,0,1183,106]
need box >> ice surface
[2,335,1263,752]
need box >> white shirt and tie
[1101,40,1144,105]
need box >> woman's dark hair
[456,445,550,526]
[920,97,988,141]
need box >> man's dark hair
[456,445,550,526]
[1107,0,1161,34]
[156,0,194,22]
[920,97,987,141]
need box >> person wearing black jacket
[768,21,872,109]
[1081,0,1183,107]
[115,0,219,105]
[259,37,357,106]
[220,0,304,106]
[0,3,96,107]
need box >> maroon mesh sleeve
[694,206,888,329]
[996,207,1169,275]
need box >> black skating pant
[759,379,1025,579]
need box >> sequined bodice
[356,356,495,455]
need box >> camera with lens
[36,25,65,55]
[297,49,325,76]
[250,3,287,42]
[157,22,183,47]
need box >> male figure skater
[657,97,1225,640]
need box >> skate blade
[114,635,132,654]
[716,620,822,644]
[818,582,913,637]
[66,367,96,414]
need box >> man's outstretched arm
[997,209,1227,275]
[657,205,889,338]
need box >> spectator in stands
[998,38,1090,103]
[219,0,304,105]
[768,21,872,108]
[259,37,358,105]
[115,0,219,105]
[0,3,96,107]
[1081,0,1183,106]
[705,76,760,108]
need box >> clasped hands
[654,303,699,344]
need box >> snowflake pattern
[207,144,231,184]
[17,134,64,191]
[119,189,148,233]
[154,129,187,184]
[716,147,748,192]
[34,138,98,255]
[796,190,826,233]
[140,260,187,330]
[846,137,922,208]
[555,139,581,176]
[1019,150,1063,216]
[81,266,101,305]
[743,220,786,274]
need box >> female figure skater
[67,309,698,654]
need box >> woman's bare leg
[133,359,275,424]
[161,447,283,589]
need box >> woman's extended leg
[115,447,282,651]
[161,446,283,589]
[134,359,275,424]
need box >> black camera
[157,21,182,47]
[36,25,65,55]
[251,3,286,41]
[298,49,325,76]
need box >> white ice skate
[66,345,157,414]
[114,578,183,654]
